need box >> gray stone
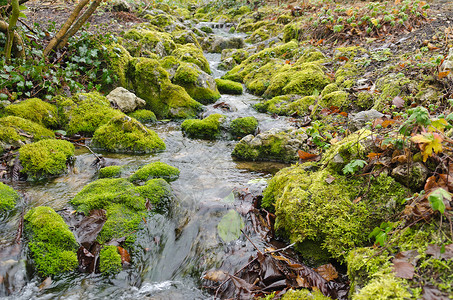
[391,162,429,190]
[111,0,131,12]
[207,36,245,53]
[349,109,384,131]
[106,87,146,113]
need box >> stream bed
[0,29,296,299]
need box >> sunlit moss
[99,165,123,178]
[0,182,19,211]
[5,98,59,128]
[230,116,258,138]
[99,245,122,275]
[181,113,225,139]
[129,161,180,182]
[215,78,243,95]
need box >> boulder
[349,109,384,131]
[106,87,146,113]
[111,0,131,12]
[207,36,245,53]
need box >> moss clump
[373,73,412,110]
[282,22,304,42]
[321,83,340,97]
[173,62,220,104]
[215,79,243,95]
[19,139,74,179]
[0,182,20,211]
[230,117,258,138]
[172,30,202,49]
[335,62,360,89]
[91,115,165,153]
[128,109,157,123]
[262,164,408,261]
[172,44,211,74]
[5,98,58,128]
[135,178,172,213]
[144,13,175,27]
[57,92,123,136]
[24,206,78,277]
[255,94,315,116]
[71,178,145,214]
[0,116,54,154]
[123,28,176,58]
[353,273,411,300]
[281,289,331,300]
[99,245,122,275]
[129,162,180,182]
[129,57,202,119]
[320,91,349,108]
[99,165,123,178]
[200,26,213,34]
[104,43,132,87]
[181,114,225,139]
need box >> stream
[0,28,296,299]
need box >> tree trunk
[56,0,103,49]
[0,20,25,59]
[42,0,90,58]
[5,0,20,61]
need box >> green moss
[245,23,284,43]
[335,62,360,89]
[172,44,211,74]
[128,109,157,123]
[71,178,145,214]
[19,139,74,179]
[231,49,249,64]
[215,79,243,95]
[91,115,165,153]
[200,26,213,34]
[321,83,339,97]
[135,178,172,213]
[97,204,145,244]
[0,116,54,147]
[373,73,412,110]
[281,289,332,300]
[104,43,132,87]
[129,58,202,119]
[144,13,175,27]
[262,164,408,260]
[334,46,368,60]
[123,28,176,58]
[99,165,123,178]
[129,161,180,182]
[230,117,258,138]
[353,273,411,300]
[57,92,123,136]
[99,245,122,275]
[282,22,304,42]
[0,182,19,211]
[320,91,349,108]
[5,98,58,128]
[173,62,220,104]
[245,61,284,96]
[356,92,374,109]
[281,66,330,97]
[24,206,78,277]
[181,113,224,139]
[172,30,201,49]
[255,94,315,116]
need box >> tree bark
[0,21,25,59]
[56,0,103,49]
[42,0,90,58]
[5,0,20,61]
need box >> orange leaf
[338,112,348,117]
[438,70,451,79]
[382,119,396,128]
[298,150,319,161]
[314,263,339,281]
[353,196,362,204]
[424,176,439,192]
[367,152,384,159]
[337,56,349,61]
[117,246,131,264]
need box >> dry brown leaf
[392,96,405,108]
[392,261,415,279]
[203,270,229,282]
[325,175,336,184]
[298,150,319,161]
[314,264,338,281]
[117,246,131,265]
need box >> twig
[264,242,296,254]
[74,142,101,161]
[214,257,259,299]
[241,228,263,255]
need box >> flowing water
[0,29,296,299]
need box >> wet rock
[206,36,245,53]
[181,114,225,140]
[349,109,384,131]
[91,115,165,153]
[230,117,258,139]
[106,87,146,113]
[232,127,309,163]
[111,0,131,12]
[391,162,429,190]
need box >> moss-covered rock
[144,13,176,28]
[230,117,258,138]
[99,245,122,275]
[281,289,331,300]
[19,139,75,179]
[135,178,172,213]
[255,94,315,116]
[56,92,123,136]
[232,128,309,163]
[262,164,408,261]
[24,206,78,277]
[0,116,54,154]
[320,91,349,108]
[128,109,157,123]
[282,22,304,42]
[99,165,123,178]
[245,23,283,44]
[172,44,211,74]
[5,98,58,128]
[128,57,202,119]
[129,161,180,182]
[173,62,220,104]
[123,28,176,58]
[0,182,20,211]
[373,73,412,110]
[172,30,201,49]
[181,113,225,139]
[104,43,132,87]
[215,79,243,95]
[91,115,165,153]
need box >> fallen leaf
[217,209,244,243]
[338,112,348,117]
[438,70,451,79]
[325,175,335,184]
[203,270,229,282]
[39,277,52,290]
[337,56,349,61]
[117,246,131,265]
[314,264,338,281]
[426,244,453,259]
[367,152,384,159]
[392,261,414,279]
[425,176,439,192]
[353,196,362,204]
[382,119,396,128]
[298,150,320,161]
[75,209,107,249]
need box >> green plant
[342,159,367,175]
[368,221,394,246]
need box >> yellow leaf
[410,133,433,144]
[371,18,379,26]
[430,118,448,132]
[411,133,443,162]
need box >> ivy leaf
[427,188,450,214]
[217,210,244,243]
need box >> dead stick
[264,242,296,254]
[241,228,263,255]
[74,142,101,161]
[214,257,259,299]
